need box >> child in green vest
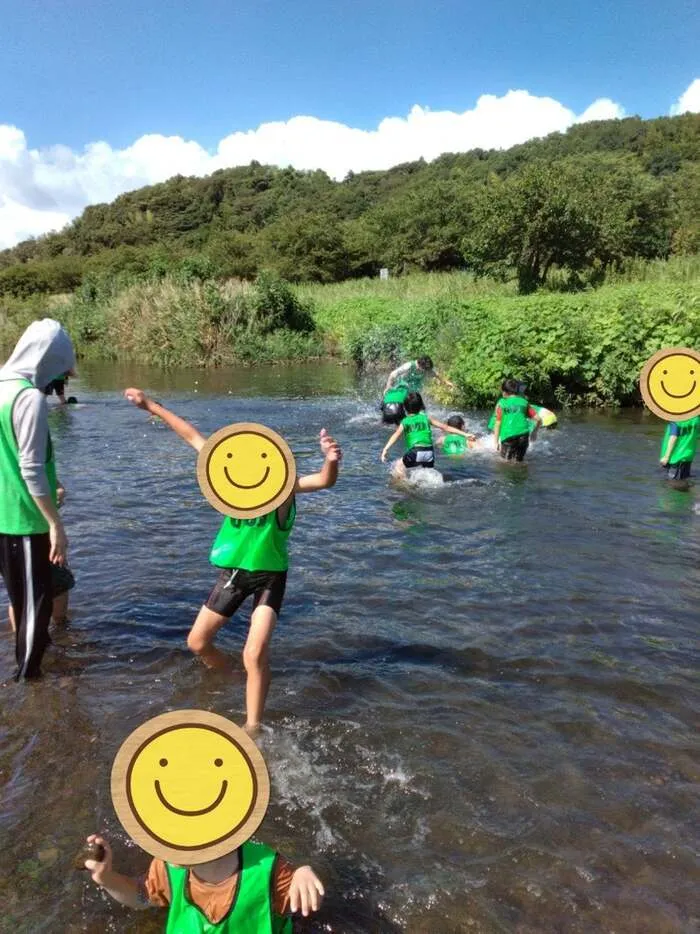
[659,416,700,482]
[83,832,323,931]
[435,414,476,455]
[492,379,542,462]
[380,392,473,479]
[124,388,342,734]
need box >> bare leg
[8,604,15,633]
[242,605,277,733]
[390,459,407,481]
[52,592,69,625]
[187,605,234,671]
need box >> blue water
[0,362,698,933]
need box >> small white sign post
[379,268,389,280]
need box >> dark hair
[417,356,433,371]
[447,414,465,430]
[404,391,425,414]
[501,378,521,395]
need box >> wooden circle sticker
[196,422,296,519]
[640,347,700,421]
[111,710,270,864]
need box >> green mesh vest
[165,842,292,934]
[443,434,467,455]
[0,377,57,534]
[209,500,296,571]
[495,396,531,442]
[383,384,408,405]
[661,417,700,464]
[401,412,432,452]
[402,363,425,393]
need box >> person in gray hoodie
[0,319,75,679]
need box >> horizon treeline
[1,113,698,297]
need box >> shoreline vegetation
[1,257,698,408]
[1,113,698,406]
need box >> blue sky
[0,0,698,248]
[3,0,698,149]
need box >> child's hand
[84,834,112,883]
[380,450,388,463]
[289,865,324,916]
[124,388,149,410]
[56,486,66,507]
[319,428,342,462]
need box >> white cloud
[671,78,700,116]
[0,85,652,251]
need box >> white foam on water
[404,467,445,489]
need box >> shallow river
[1,362,698,934]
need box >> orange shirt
[144,849,295,924]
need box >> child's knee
[243,640,269,671]
[187,630,210,655]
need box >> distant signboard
[379,268,389,280]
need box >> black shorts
[500,434,529,461]
[0,533,52,679]
[205,568,287,618]
[665,461,692,481]
[402,446,435,469]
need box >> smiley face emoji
[196,423,296,519]
[111,710,270,864]
[640,347,700,421]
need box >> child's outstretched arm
[381,424,403,462]
[429,416,476,441]
[289,865,325,917]
[434,370,456,390]
[295,429,342,493]
[124,388,206,452]
[84,835,150,910]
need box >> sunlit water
[0,362,698,934]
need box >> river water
[0,362,698,934]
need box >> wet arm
[661,431,678,464]
[381,425,403,461]
[429,417,475,440]
[124,389,206,452]
[493,408,502,447]
[434,370,456,390]
[296,429,341,493]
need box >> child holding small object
[492,379,542,462]
[381,392,474,479]
[83,833,324,929]
[124,388,341,735]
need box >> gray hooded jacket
[0,319,76,496]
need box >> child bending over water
[124,388,342,734]
[381,392,474,479]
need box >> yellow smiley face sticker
[196,422,296,519]
[640,347,700,421]
[111,710,270,864]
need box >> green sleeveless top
[661,417,700,464]
[209,500,296,571]
[495,396,531,442]
[401,412,432,452]
[443,434,467,455]
[383,385,408,405]
[165,841,292,934]
[402,362,425,393]
[0,377,57,535]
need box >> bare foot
[244,722,261,740]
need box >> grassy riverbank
[1,258,698,406]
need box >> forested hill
[1,113,698,295]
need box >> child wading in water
[83,833,323,929]
[380,391,473,479]
[492,378,542,462]
[124,389,342,733]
